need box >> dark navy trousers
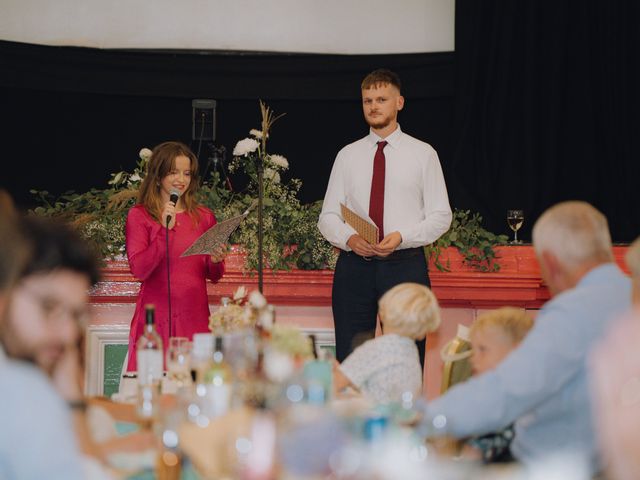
[332,248,430,368]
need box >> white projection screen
[0,0,454,54]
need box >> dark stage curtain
[2,0,639,244]
[453,0,640,241]
[0,41,453,100]
[0,40,454,216]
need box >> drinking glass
[507,209,524,244]
[166,337,191,388]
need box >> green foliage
[29,136,339,271]
[30,188,130,259]
[29,107,504,274]
[425,209,509,272]
[29,168,504,274]
[30,153,148,260]
[215,149,338,271]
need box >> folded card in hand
[181,214,245,257]
[340,203,379,245]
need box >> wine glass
[507,209,525,244]
[166,337,192,388]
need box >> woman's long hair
[137,141,201,224]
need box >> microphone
[166,189,181,225]
[165,189,181,337]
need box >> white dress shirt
[0,347,85,479]
[318,125,452,251]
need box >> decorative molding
[85,325,129,396]
[91,246,630,309]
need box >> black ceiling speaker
[192,99,216,141]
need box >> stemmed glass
[507,209,525,244]
[166,337,192,388]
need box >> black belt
[344,247,424,261]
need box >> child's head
[378,283,440,340]
[469,307,533,374]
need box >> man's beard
[366,114,392,130]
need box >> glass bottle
[203,336,233,418]
[243,338,270,409]
[136,304,164,421]
[191,333,213,384]
[303,334,332,405]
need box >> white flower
[129,173,141,182]
[268,154,289,170]
[249,129,264,139]
[264,168,280,184]
[233,138,259,157]
[263,348,295,383]
[108,171,124,185]
[139,148,152,160]
[233,286,248,302]
[248,290,267,309]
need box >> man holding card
[318,69,452,367]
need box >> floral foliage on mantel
[30,103,507,273]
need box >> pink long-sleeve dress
[125,204,225,371]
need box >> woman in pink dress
[125,141,226,371]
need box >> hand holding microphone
[162,190,181,229]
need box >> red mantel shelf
[90,246,631,309]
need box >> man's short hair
[18,216,100,286]
[470,307,534,344]
[626,237,640,278]
[361,69,402,92]
[532,201,614,269]
[378,282,440,340]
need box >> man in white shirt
[418,201,631,474]
[318,69,452,364]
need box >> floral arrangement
[267,324,313,359]
[208,286,269,333]
[207,285,314,383]
[30,103,338,271]
[221,101,339,272]
[29,148,152,258]
[30,101,507,273]
[208,285,313,361]
[261,324,315,383]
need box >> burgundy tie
[369,141,387,242]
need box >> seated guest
[469,307,534,376]
[1,215,100,400]
[418,201,631,474]
[333,282,441,404]
[465,307,534,463]
[1,215,152,471]
[590,236,640,480]
[0,205,85,479]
